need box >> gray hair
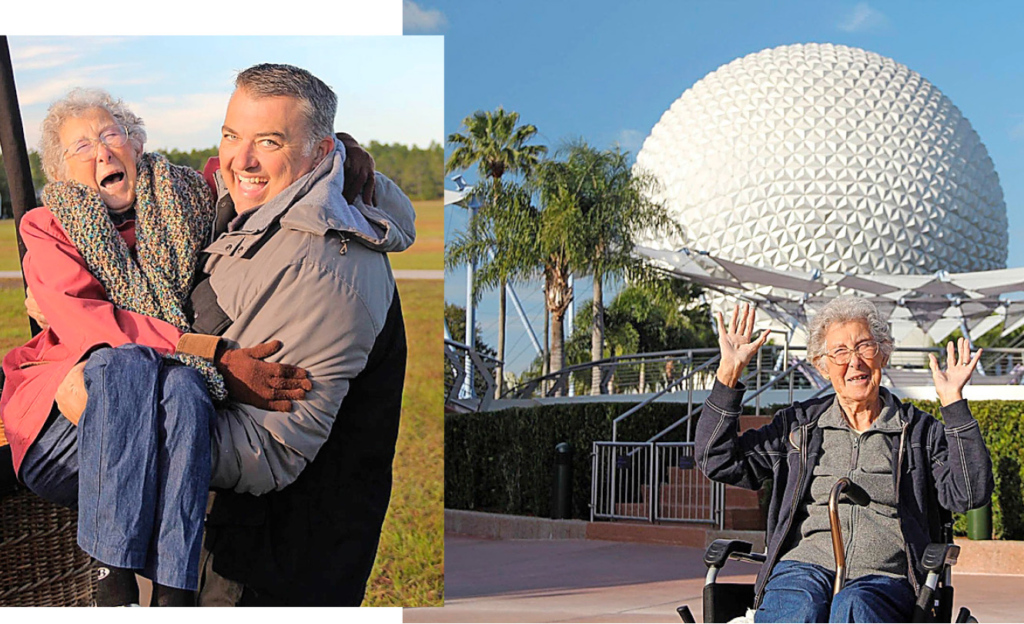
[234,63,336,154]
[40,88,146,182]
[807,296,894,364]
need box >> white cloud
[131,93,230,151]
[837,2,890,33]
[17,64,158,106]
[614,129,646,156]
[403,0,447,34]
[10,37,135,72]
[1011,118,1024,141]
[11,45,83,71]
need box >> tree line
[0,141,442,217]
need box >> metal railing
[591,441,724,527]
[444,338,502,413]
[652,443,723,526]
[591,442,654,522]
[510,345,1024,405]
[506,348,723,400]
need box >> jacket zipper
[755,422,810,608]
[894,422,918,594]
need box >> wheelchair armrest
[704,539,754,568]
[921,543,960,573]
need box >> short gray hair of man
[807,296,894,365]
[234,63,337,154]
[40,88,147,182]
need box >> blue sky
[5,35,442,153]
[430,0,1024,372]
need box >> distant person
[696,297,993,622]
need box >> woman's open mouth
[100,172,125,188]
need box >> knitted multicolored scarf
[42,152,227,400]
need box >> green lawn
[390,199,443,271]
[0,220,22,272]
[364,279,443,606]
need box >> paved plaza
[405,535,1024,623]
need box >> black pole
[0,36,41,335]
[552,442,573,519]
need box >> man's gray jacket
[196,141,414,495]
[192,140,415,604]
[696,380,993,608]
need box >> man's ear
[315,136,334,164]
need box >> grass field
[390,199,443,271]
[365,278,443,606]
[0,198,443,606]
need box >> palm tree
[445,108,547,398]
[537,141,681,394]
[446,108,547,180]
[535,185,578,381]
[445,179,540,398]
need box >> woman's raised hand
[928,337,982,407]
[715,303,770,388]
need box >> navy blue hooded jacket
[696,380,993,607]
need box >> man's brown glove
[337,132,377,206]
[215,340,312,412]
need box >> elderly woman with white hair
[0,88,367,606]
[696,296,994,623]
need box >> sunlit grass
[0,220,22,272]
[390,199,443,271]
[364,278,443,606]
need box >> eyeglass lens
[66,126,128,161]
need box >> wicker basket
[0,418,97,606]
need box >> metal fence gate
[591,441,723,527]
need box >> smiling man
[192,63,416,606]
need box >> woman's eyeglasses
[62,126,130,162]
[824,341,880,365]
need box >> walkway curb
[445,509,1024,575]
[446,509,587,540]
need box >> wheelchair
[676,478,976,623]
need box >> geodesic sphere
[635,43,1007,274]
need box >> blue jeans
[20,345,214,590]
[755,560,917,623]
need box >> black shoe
[150,583,196,607]
[92,561,140,607]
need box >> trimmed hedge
[445,402,693,520]
[445,399,1024,539]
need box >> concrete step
[654,481,762,509]
[725,507,766,531]
[586,521,709,548]
[725,486,761,508]
[612,502,650,518]
[664,466,704,485]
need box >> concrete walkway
[404,536,1024,623]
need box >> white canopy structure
[636,245,1024,342]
